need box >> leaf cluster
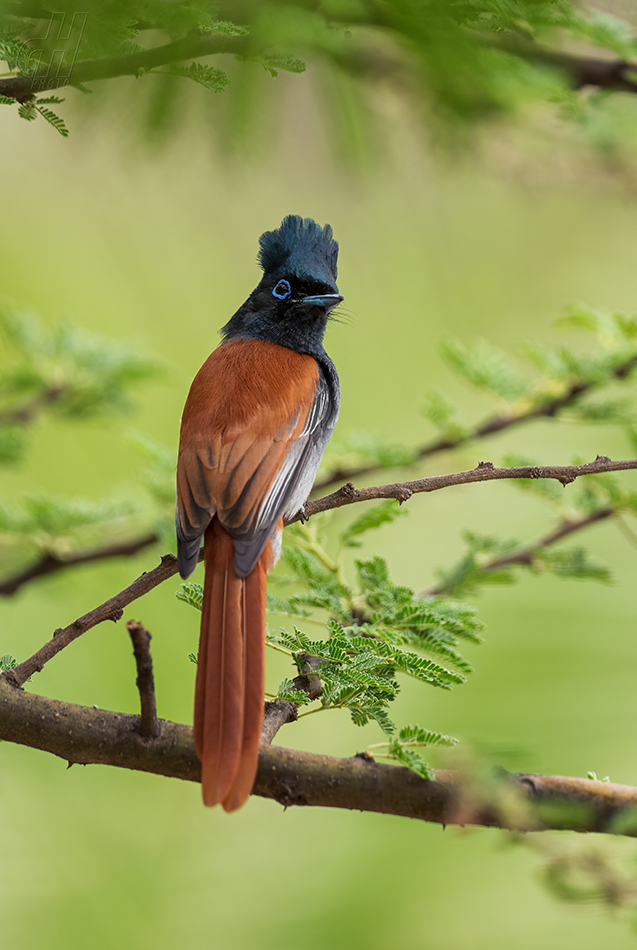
[0,303,169,579]
[0,303,162,463]
[179,509,482,778]
[319,307,637,487]
[1,1,637,151]
[437,306,637,425]
[0,492,142,561]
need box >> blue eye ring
[272,279,291,300]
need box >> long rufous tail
[194,518,267,811]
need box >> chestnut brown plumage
[176,217,342,810]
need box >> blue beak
[302,293,344,311]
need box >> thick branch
[315,354,637,491]
[0,678,636,834]
[3,14,637,107]
[494,37,637,96]
[0,532,159,597]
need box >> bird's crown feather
[257,215,338,284]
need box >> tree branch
[260,700,298,746]
[5,552,181,687]
[314,353,637,492]
[0,532,160,597]
[0,453,625,692]
[0,32,249,102]
[0,677,636,833]
[0,383,68,425]
[301,456,637,523]
[126,620,159,739]
[4,455,635,688]
[493,36,637,96]
[425,506,616,596]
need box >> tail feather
[221,566,267,812]
[195,519,266,810]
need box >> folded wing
[176,338,332,578]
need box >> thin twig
[0,532,160,597]
[313,354,637,492]
[126,620,159,739]
[301,457,637,523]
[0,383,67,425]
[424,507,616,596]
[5,553,182,688]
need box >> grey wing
[231,369,338,577]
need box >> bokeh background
[2,60,637,950]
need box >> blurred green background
[3,72,637,949]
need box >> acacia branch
[314,354,637,492]
[302,456,637,522]
[0,383,68,425]
[0,32,249,101]
[0,677,636,834]
[5,552,181,687]
[0,532,160,597]
[126,620,159,739]
[492,36,637,96]
[425,506,616,597]
[3,11,637,107]
[5,455,636,687]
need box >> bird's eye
[272,279,291,300]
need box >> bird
[176,215,342,811]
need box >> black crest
[257,215,339,286]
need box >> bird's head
[221,215,343,355]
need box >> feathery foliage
[1,0,637,155]
[0,303,162,440]
[180,513,480,778]
[0,303,167,579]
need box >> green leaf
[0,653,17,672]
[35,106,68,137]
[397,724,457,748]
[422,390,467,439]
[441,337,529,400]
[275,679,312,705]
[17,101,37,122]
[356,555,390,591]
[251,52,306,77]
[339,500,408,548]
[176,582,203,611]
[0,303,162,419]
[197,18,249,37]
[167,62,229,93]
[0,424,27,465]
[388,746,435,780]
[535,548,613,584]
